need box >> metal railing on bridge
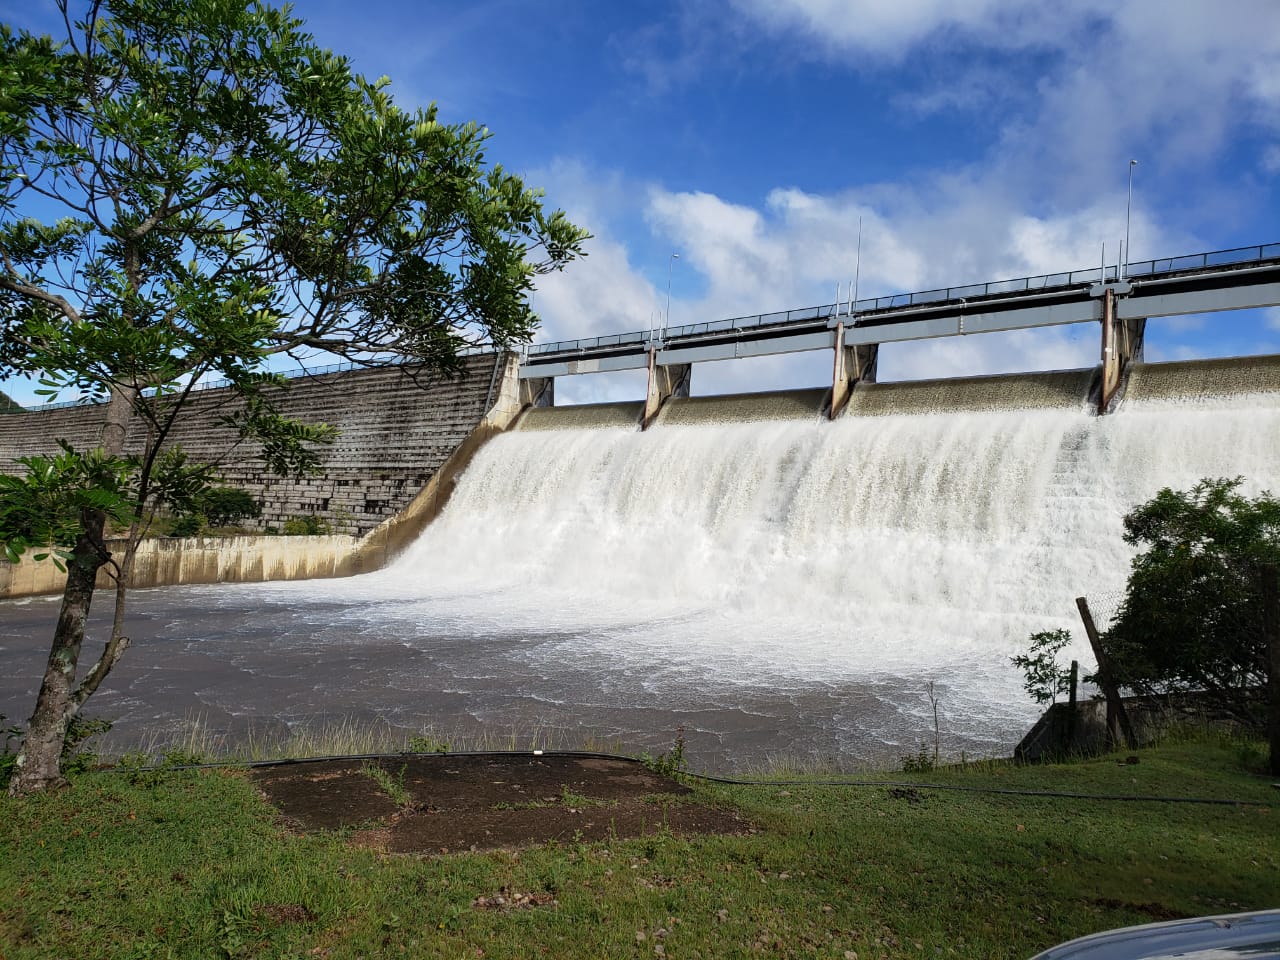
[525,241,1280,358]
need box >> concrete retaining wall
[1013,690,1257,761]
[0,354,508,536]
[0,534,361,598]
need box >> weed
[538,861,567,895]
[492,799,550,811]
[900,743,935,773]
[0,714,22,788]
[282,514,331,535]
[62,715,112,775]
[406,734,450,754]
[217,907,257,959]
[560,787,597,808]
[641,726,687,779]
[1236,739,1270,774]
[362,762,412,808]
[160,748,206,767]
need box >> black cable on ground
[97,748,1280,808]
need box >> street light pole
[1124,159,1137,278]
[664,252,680,339]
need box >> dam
[3,354,1279,768]
[4,241,1280,767]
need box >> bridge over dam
[2,240,1279,600]
[520,240,1280,423]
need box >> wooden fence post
[1076,596,1137,750]
[1067,659,1079,751]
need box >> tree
[1105,478,1280,770]
[0,0,587,794]
[1010,628,1074,705]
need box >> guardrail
[526,241,1280,358]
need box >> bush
[167,484,259,536]
[170,513,206,538]
[0,715,23,788]
[200,487,261,527]
[62,715,112,775]
[1011,629,1074,705]
[1106,478,1279,734]
[282,514,331,535]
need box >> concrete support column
[1098,289,1146,414]
[519,376,554,409]
[829,322,879,419]
[642,349,691,430]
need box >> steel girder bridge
[517,242,1280,423]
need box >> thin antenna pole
[1123,159,1137,279]
[664,252,680,339]
[852,216,863,312]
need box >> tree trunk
[1261,563,1280,777]
[8,514,109,795]
[10,387,135,796]
[99,385,134,454]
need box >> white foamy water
[228,378,1279,764]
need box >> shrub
[0,715,23,788]
[200,487,261,527]
[170,513,206,538]
[1011,629,1074,705]
[282,514,332,535]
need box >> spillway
[360,357,1280,763]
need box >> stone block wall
[0,354,507,536]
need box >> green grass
[1,737,1276,959]
[127,714,628,765]
[361,761,412,809]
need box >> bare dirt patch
[251,753,749,854]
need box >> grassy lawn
[2,737,1276,959]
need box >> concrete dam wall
[0,354,507,536]
[4,351,1280,601]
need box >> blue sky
[4,0,1280,403]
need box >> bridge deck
[520,242,1280,378]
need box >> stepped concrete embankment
[0,353,526,598]
[0,353,509,536]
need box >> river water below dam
[3,360,1280,771]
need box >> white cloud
[648,180,1175,319]
[882,327,1097,383]
[726,0,1082,60]
[534,235,662,343]
[731,0,1280,204]
[531,165,1179,399]
[524,2,1277,401]
[529,159,665,345]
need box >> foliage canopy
[1106,477,1280,731]
[0,0,586,793]
[0,0,587,400]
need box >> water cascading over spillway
[355,357,1280,764]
